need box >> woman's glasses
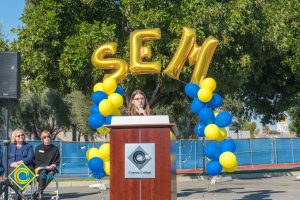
[16,134,25,138]
[43,135,51,139]
[134,97,145,101]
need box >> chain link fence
[1,138,299,177]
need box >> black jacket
[34,143,60,168]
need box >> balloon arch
[85,27,237,179]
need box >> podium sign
[125,143,155,178]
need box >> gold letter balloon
[130,28,161,74]
[91,42,129,83]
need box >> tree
[262,125,270,134]
[10,0,300,138]
[64,91,95,141]
[289,94,300,136]
[242,121,258,138]
[11,89,70,139]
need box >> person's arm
[34,146,42,167]
[22,145,34,165]
[50,147,60,169]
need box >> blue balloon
[92,91,107,105]
[215,112,232,128]
[92,170,106,179]
[115,86,125,96]
[184,83,200,98]
[207,93,223,109]
[88,114,105,129]
[190,98,205,114]
[194,122,206,137]
[90,105,100,114]
[206,161,222,176]
[220,139,236,153]
[198,108,215,124]
[88,157,104,172]
[204,143,221,160]
[105,115,113,125]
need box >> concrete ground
[15,172,300,200]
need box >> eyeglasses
[134,97,145,101]
[16,134,25,138]
[43,135,51,139]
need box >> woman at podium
[127,90,154,116]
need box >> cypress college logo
[125,143,155,178]
[9,163,36,190]
[128,145,152,170]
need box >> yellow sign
[9,163,36,190]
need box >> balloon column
[86,143,111,178]
[88,78,125,134]
[185,77,238,176]
[86,78,125,178]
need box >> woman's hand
[10,161,23,168]
[137,106,146,115]
[49,164,56,170]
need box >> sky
[0,0,25,41]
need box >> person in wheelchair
[34,130,60,199]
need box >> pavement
[16,170,300,200]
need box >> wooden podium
[108,116,177,200]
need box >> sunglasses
[16,134,25,138]
[43,135,51,139]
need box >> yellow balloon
[204,124,220,140]
[93,82,103,92]
[99,143,110,162]
[108,93,124,108]
[99,99,114,116]
[102,78,117,95]
[86,148,101,160]
[223,163,238,173]
[170,131,176,140]
[216,128,227,141]
[104,161,110,176]
[219,152,237,169]
[112,107,121,116]
[130,28,161,74]
[201,77,216,92]
[91,42,128,83]
[197,88,213,102]
[163,27,196,79]
[97,126,110,135]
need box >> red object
[109,124,177,200]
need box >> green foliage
[288,93,300,136]
[8,0,300,139]
[11,88,70,138]
[64,90,95,141]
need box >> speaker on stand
[0,52,26,200]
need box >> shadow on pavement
[237,189,286,200]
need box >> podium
[108,116,177,200]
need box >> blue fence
[1,138,300,177]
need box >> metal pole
[179,140,182,170]
[291,138,295,163]
[3,102,10,199]
[202,137,206,175]
[59,141,62,176]
[249,139,253,166]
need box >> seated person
[8,128,34,171]
[34,130,60,199]
[8,129,34,200]
[0,145,4,179]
